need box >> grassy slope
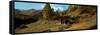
[15,6,97,33]
[15,15,96,33]
[15,20,62,33]
[64,15,96,30]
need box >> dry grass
[15,15,97,33]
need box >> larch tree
[42,3,54,20]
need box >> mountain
[20,9,42,16]
[15,9,42,20]
[66,5,96,17]
[64,5,97,30]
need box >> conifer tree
[42,4,54,20]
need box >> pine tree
[42,4,54,20]
[56,9,60,17]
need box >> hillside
[14,5,97,33]
[64,5,97,30]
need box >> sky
[15,2,69,11]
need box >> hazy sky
[15,2,69,11]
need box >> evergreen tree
[42,3,54,20]
[56,9,60,17]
